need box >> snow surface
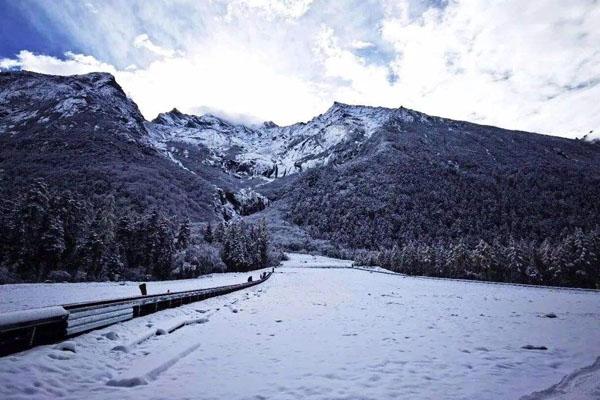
[146,102,421,177]
[0,254,598,399]
[0,271,270,312]
[0,306,67,327]
[521,357,600,400]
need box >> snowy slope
[0,254,598,400]
[146,102,421,178]
[0,71,230,221]
[0,71,147,140]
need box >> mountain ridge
[1,70,600,287]
[2,70,600,245]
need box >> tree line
[0,180,276,283]
[351,228,600,289]
[207,219,271,272]
[264,140,600,289]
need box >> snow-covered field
[0,270,271,312]
[0,254,598,399]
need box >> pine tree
[79,232,105,280]
[52,190,84,268]
[144,211,175,279]
[14,180,51,280]
[39,214,66,280]
[471,240,492,280]
[566,228,595,288]
[402,241,419,275]
[538,238,556,284]
[231,220,249,271]
[505,238,527,283]
[446,240,469,279]
[256,219,269,267]
[115,214,134,270]
[204,222,214,243]
[589,227,600,288]
[176,219,191,250]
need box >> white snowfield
[0,271,268,312]
[0,254,599,400]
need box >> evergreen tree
[14,180,52,280]
[143,211,175,279]
[204,222,214,243]
[562,228,596,288]
[446,240,469,278]
[505,238,527,283]
[176,219,191,250]
[115,214,135,270]
[53,190,84,268]
[79,232,105,280]
[256,219,269,266]
[39,214,66,279]
[471,240,492,280]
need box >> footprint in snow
[55,341,76,353]
[48,351,73,360]
[102,331,119,341]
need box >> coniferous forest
[263,137,600,289]
[350,233,600,289]
[0,180,277,283]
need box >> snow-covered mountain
[3,70,600,250]
[0,71,147,141]
[147,102,428,178]
[0,71,231,221]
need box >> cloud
[1,0,599,138]
[1,50,116,76]
[350,40,375,49]
[133,34,179,58]
[378,0,600,137]
[225,0,315,20]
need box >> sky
[0,0,599,138]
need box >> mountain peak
[328,101,359,111]
[263,120,279,129]
[0,70,146,139]
[152,108,240,131]
[332,101,349,107]
[153,108,192,125]
[325,101,394,115]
